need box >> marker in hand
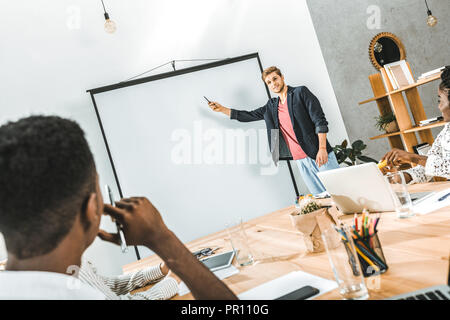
[105,185,128,253]
[205,98,230,116]
[205,96,218,110]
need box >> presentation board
[88,53,299,259]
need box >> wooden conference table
[123,182,450,300]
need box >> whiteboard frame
[86,53,272,259]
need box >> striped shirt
[78,259,179,300]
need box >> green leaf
[343,149,352,158]
[333,146,342,154]
[333,139,377,168]
[357,155,378,163]
[351,140,365,151]
[336,155,347,164]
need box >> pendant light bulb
[426,11,438,27]
[425,0,437,27]
[104,13,117,33]
[101,1,116,33]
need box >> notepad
[237,271,337,300]
[412,188,450,215]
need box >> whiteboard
[90,54,300,259]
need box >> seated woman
[382,66,450,184]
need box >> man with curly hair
[0,116,237,300]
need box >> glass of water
[385,171,415,219]
[322,226,369,300]
[226,218,254,267]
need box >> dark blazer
[230,85,333,165]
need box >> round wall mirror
[369,32,406,70]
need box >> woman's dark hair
[440,66,450,99]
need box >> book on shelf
[419,116,443,126]
[418,66,445,80]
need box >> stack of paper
[412,188,450,215]
[419,116,443,126]
[237,271,337,300]
[418,66,445,80]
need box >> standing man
[209,66,340,195]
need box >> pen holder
[353,231,388,278]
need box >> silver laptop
[317,163,397,214]
[388,259,450,300]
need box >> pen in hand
[105,185,128,253]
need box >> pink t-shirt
[278,99,307,160]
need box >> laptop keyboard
[398,290,449,300]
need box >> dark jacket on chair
[230,85,333,165]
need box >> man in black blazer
[208,66,340,195]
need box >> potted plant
[374,112,398,133]
[290,196,340,253]
[333,140,378,167]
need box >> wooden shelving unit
[359,74,441,105]
[359,65,442,153]
[368,121,446,140]
[403,121,446,133]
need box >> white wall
[0,0,348,275]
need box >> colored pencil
[354,245,380,272]
[354,241,386,269]
[374,215,380,233]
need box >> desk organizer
[351,229,388,277]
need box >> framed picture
[384,60,415,89]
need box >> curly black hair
[440,66,450,99]
[0,116,96,259]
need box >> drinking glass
[226,218,254,266]
[322,226,369,300]
[385,171,415,218]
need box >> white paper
[178,265,240,296]
[237,271,338,300]
[314,191,330,199]
[412,188,450,215]
[419,66,445,79]
[213,265,240,279]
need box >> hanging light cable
[101,0,117,33]
[425,0,438,27]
